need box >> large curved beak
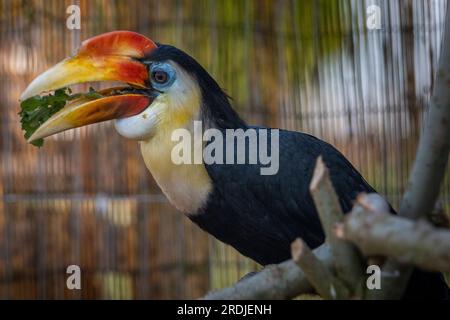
[20,31,157,142]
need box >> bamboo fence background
[0,0,448,299]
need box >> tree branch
[291,239,348,299]
[335,194,450,272]
[375,4,450,298]
[202,244,332,300]
[399,9,450,221]
[310,157,364,294]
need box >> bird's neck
[199,87,247,130]
[139,107,213,215]
[139,80,245,214]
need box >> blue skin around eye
[150,62,176,90]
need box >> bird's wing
[193,127,377,265]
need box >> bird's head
[21,31,244,143]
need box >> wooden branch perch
[399,8,450,221]
[310,157,364,294]
[336,193,450,272]
[376,5,450,299]
[203,244,332,300]
[291,239,348,299]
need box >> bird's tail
[402,268,450,300]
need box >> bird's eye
[152,70,168,84]
[149,62,176,90]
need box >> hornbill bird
[21,31,448,299]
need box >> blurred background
[0,0,448,299]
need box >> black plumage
[193,128,374,265]
[193,127,449,299]
[148,44,449,299]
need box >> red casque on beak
[21,31,158,142]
